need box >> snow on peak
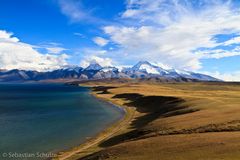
[139,64,159,74]
[101,67,118,72]
[133,61,151,69]
[85,62,103,71]
[131,61,169,75]
[169,69,191,76]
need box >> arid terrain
[59,80,240,160]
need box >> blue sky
[0,0,240,81]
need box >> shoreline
[54,85,135,160]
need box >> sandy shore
[53,86,135,160]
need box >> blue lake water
[0,83,124,159]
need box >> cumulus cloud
[103,25,201,70]
[93,37,109,47]
[0,30,69,71]
[100,0,240,70]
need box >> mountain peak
[133,61,152,69]
[0,62,220,82]
[136,61,152,66]
[131,61,167,75]
[85,62,103,71]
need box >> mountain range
[0,61,220,82]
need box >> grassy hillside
[66,81,240,160]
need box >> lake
[0,83,124,159]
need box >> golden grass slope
[72,81,240,160]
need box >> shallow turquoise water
[0,83,124,159]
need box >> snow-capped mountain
[63,66,83,73]
[84,62,103,71]
[132,61,168,75]
[122,61,219,81]
[100,66,118,73]
[123,61,168,76]
[0,61,220,82]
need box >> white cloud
[80,55,113,68]
[202,71,240,81]
[35,42,68,54]
[81,48,107,55]
[0,30,69,71]
[74,32,85,38]
[103,25,201,70]
[223,36,240,46]
[101,0,240,70]
[45,47,66,54]
[196,47,240,59]
[57,0,105,24]
[93,37,109,47]
[58,0,88,22]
